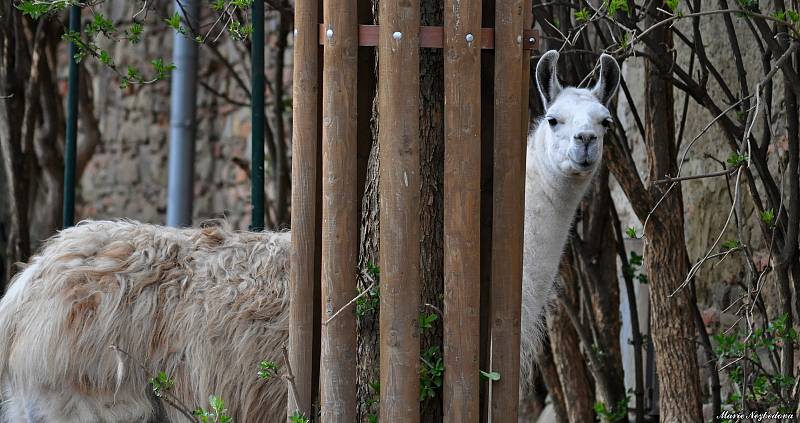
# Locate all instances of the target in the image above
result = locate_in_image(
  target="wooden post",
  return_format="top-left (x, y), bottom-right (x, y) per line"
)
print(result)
top-left (443, 0), bottom-right (482, 420)
top-left (289, 0), bottom-right (319, 417)
top-left (377, 1), bottom-right (421, 421)
top-left (320, 0), bottom-right (358, 420)
top-left (489, 0), bottom-right (526, 421)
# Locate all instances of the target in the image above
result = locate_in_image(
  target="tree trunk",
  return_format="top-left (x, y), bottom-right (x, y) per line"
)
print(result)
top-left (577, 168), bottom-right (626, 418)
top-left (547, 247), bottom-right (595, 423)
top-left (534, 340), bottom-right (569, 423)
top-left (643, 2), bottom-right (703, 420)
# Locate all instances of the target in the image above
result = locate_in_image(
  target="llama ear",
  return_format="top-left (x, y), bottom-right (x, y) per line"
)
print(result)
top-left (536, 50), bottom-right (562, 108)
top-left (590, 53), bottom-right (621, 106)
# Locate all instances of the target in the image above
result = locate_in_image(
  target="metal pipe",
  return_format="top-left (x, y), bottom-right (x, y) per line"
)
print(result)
top-left (250, 0), bottom-right (266, 232)
top-left (63, 5), bottom-right (80, 228)
top-left (166, 0), bottom-right (200, 227)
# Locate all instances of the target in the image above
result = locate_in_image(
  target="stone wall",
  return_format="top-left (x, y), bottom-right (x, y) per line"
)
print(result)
top-left (76, 2), bottom-right (288, 231)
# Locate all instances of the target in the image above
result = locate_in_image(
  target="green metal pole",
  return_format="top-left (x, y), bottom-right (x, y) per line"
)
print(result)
top-left (250, 0), bottom-right (265, 231)
top-left (63, 5), bottom-right (80, 228)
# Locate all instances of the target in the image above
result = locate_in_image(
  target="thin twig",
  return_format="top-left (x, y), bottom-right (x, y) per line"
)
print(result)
top-left (323, 273), bottom-right (376, 326)
top-left (281, 344), bottom-right (302, 413)
top-left (653, 167), bottom-right (737, 185)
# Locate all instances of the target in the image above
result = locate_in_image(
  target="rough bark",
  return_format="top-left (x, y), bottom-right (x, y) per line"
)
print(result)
top-left (534, 339), bottom-right (569, 423)
top-left (643, 2), bottom-right (704, 420)
top-left (576, 168), bottom-right (626, 417)
top-left (547, 247), bottom-right (595, 423)
top-left (355, 139), bottom-right (381, 422)
top-left (418, 1), bottom-right (445, 417)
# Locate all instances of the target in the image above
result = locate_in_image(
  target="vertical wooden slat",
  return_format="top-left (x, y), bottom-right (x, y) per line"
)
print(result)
top-left (443, 0), bottom-right (482, 421)
top-left (289, 0), bottom-right (319, 417)
top-left (377, 1), bottom-right (421, 421)
top-left (320, 0), bottom-right (358, 419)
top-left (489, 0), bottom-right (526, 420)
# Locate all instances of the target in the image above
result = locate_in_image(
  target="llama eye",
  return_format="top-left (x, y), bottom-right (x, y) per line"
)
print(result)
top-left (601, 118), bottom-right (612, 128)
top-left (547, 117), bottom-right (558, 127)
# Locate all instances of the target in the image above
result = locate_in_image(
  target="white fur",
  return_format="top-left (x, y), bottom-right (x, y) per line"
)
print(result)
top-left (0, 221), bottom-right (290, 422)
top-left (520, 51), bottom-right (620, 380)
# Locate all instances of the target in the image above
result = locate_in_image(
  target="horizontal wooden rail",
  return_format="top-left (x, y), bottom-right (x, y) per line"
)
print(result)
top-left (319, 24), bottom-right (540, 50)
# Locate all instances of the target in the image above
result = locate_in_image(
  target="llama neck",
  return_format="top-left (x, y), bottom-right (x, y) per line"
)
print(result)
top-left (519, 122), bottom-right (595, 370)
top-left (525, 124), bottom-right (594, 253)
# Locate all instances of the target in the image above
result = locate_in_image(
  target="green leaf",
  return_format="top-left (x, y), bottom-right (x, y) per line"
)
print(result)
top-left (165, 12), bottom-right (185, 34)
top-left (594, 397), bottom-right (630, 420)
top-left (419, 312), bottom-right (438, 330)
top-left (726, 152), bottom-right (748, 167)
top-left (625, 227), bottom-right (637, 238)
top-left (151, 58), bottom-right (177, 80)
top-left (86, 13), bottom-right (116, 37)
top-left (98, 50), bottom-right (113, 66)
top-left (148, 371), bottom-right (175, 397)
top-left (367, 262), bottom-right (381, 278)
top-left (480, 370), bottom-right (501, 381)
top-left (760, 208), bottom-right (775, 226)
top-left (606, 0), bottom-right (630, 16)
top-left (127, 22), bottom-right (143, 44)
top-left (574, 8), bottom-right (590, 23)
top-left (666, 0), bottom-right (681, 12)
top-left (290, 411), bottom-right (311, 423)
top-left (720, 240), bottom-right (741, 251)
top-left (17, 1), bottom-right (57, 19)
top-left (258, 360), bottom-right (280, 380)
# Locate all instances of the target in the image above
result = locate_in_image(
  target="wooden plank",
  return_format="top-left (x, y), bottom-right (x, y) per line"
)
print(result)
top-left (320, 0), bottom-right (358, 419)
top-left (377, 1), bottom-right (421, 422)
top-left (319, 24), bottom-right (539, 50)
top-left (289, 0), bottom-right (319, 418)
top-left (443, 0), bottom-right (482, 420)
top-left (489, 0), bottom-right (526, 421)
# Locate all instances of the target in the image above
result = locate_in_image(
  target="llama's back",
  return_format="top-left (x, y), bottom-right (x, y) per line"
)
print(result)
top-left (0, 220), bottom-right (291, 422)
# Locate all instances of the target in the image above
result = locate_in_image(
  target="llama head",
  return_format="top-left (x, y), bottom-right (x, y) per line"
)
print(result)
top-left (535, 50), bottom-right (620, 177)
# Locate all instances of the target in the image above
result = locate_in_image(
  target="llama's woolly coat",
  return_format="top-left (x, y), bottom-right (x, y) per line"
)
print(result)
top-left (0, 221), bottom-right (291, 422)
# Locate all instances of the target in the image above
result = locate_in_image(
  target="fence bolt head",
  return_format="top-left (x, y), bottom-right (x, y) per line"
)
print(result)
top-left (393, 31), bottom-right (402, 40)
top-left (465, 32), bottom-right (474, 43)
top-left (528, 36), bottom-right (536, 44)
top-left (326, 28), bottom-right (334, 39)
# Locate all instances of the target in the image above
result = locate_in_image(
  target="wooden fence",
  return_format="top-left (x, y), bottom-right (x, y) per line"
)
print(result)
top-left (289, 0), bottom-right (537, 421)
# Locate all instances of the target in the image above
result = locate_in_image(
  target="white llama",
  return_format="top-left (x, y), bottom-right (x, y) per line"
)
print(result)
top-left (0, 50), bottom-right (619, 422)
top-left (0, 222), bottom-right (291, 422)
top-left (520, 50), bottom-right (620, 379)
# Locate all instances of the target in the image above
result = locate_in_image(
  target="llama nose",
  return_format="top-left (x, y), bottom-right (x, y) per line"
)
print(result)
top-left (574, 131), bottom-right (597, 145)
